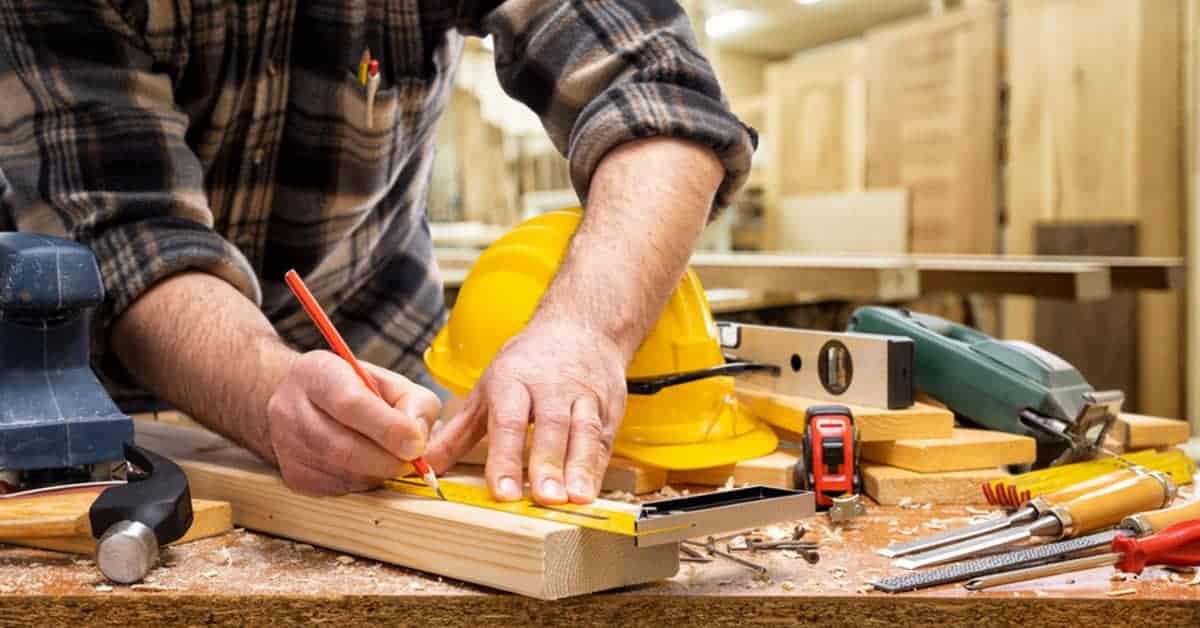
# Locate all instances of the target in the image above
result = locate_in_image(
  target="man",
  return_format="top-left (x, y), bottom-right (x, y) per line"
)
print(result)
top-left (0, 1), bottom-right (754, 506)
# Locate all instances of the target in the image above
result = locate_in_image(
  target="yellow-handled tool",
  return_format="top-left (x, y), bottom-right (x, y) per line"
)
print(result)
top-left (894, 469), bottom-right (1176, 570)
top-left (873, 498), bottom-right (1200, 593)
top-left (880, 468), bottom-right (1141, 558)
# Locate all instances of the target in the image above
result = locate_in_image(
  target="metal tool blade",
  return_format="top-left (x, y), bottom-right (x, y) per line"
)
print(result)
top-left (893, 525), bottom-right (1039, 570)
top-left (872, 529), bottom-right (1123, 593)
top-left (964, 552), bottom-right (1120, 591)
top-left (877, 509), bottom-right (1030, 558)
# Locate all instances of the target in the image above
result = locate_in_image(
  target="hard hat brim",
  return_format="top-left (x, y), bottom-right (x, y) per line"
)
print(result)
top-left (613, 419), bottom-right (779, 471)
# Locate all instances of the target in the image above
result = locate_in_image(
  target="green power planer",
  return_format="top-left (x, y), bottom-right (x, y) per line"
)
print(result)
top-left (846, 306), bottom-right (1122, 469)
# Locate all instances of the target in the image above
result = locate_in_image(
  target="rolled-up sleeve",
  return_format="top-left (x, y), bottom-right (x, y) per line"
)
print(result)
top-left (457, 0), bottom-right (757, 211)
top-left (0, 2), bottom-right (259, 372)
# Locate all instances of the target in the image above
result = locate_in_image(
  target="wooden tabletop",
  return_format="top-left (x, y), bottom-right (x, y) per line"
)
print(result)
top-left (3, 502), bottom-right (1198, 626)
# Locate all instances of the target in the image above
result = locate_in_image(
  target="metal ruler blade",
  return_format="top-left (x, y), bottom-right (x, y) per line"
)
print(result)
top-left (716, 322), bottom-right (914, 409)
top-left (872, 529), bottom-right (1124, 593)
top-left (383, 478), bottom-right (815, 548)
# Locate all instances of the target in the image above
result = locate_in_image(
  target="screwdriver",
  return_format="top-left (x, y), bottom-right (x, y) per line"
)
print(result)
top-left (894, 470), bottom-right (1175, 570)
top-left (965, 518), bottom-right (1200, 590)
top-left (880, 468), bottom-right (1141, 558)
top-left (283, 270), bottom-right (445, 500)
top-left (872, 498), bottom-right (1200, 593)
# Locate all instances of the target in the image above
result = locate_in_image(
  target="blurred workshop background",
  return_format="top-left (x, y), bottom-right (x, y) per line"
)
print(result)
top-left (426, 0), bottom-right (1198, 434)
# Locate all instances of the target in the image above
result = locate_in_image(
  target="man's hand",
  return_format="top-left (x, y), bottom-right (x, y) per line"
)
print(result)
top-left (426, 319), bottom-right (626, 505)
top-left (266, 352), bottom-right (442, 496)
top-left (425, 137), bottom-right (724, 506)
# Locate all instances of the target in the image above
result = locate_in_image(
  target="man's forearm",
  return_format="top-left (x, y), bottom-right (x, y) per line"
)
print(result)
top-left (111, 272), bottom-right (296, 463)
top-left (533, 137), bottom-right (724, 360)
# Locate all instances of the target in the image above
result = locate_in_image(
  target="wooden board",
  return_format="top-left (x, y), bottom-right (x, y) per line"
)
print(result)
top-left (866, 4), bottom-right (999, 255)
top-left (668, 448), bottom-right (802, 489)
top-left (8, 499), bottom-right (233, 555)
top-left (1005, 0), bottom-right (1183, 418)
top-left (736, 389), bottom-right (954, 442)
top-left (773, 189), bottom-right (909, 254)
top-left (764, 40), bottom-right (868, 250)
top-left (131, 421), bottom-right (678, 600)
top-left (688, 253), bottom-right (920, 301)
top-left (913, 257), bottom-right (1111, 300)
top-left (859, 428), bottom-right (1036, 473)
top-left (861, 463), bottom-right (1008, 505)
top-left (1108, 413), bottom-right (1192, 452)
top-left (1034, 223), bottom-right (1139, 408)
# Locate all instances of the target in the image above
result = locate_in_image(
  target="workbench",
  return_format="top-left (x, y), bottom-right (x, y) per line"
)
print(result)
top-left (4, 503), bottom-right (1197, 626)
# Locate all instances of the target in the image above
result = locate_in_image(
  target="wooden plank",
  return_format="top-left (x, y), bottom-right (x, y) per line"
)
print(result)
top-left (1108, 413), bottom-right (1192, 451)
top-left (914, 258), bottom-right (1111, 300)
top-left (866, 4), bottom-right (999, 254)
top-left (1188, 0), bottom-right (1200, 437)
top-left (861, 463), bottom-right (1008, 505)
top-left (736, 389), bottom-right (955, 442)
top-left (764, 41), bottom-right (868, 249)
top-left (132, 421), bottom-right (678, 600)
top-left (9, 499), bottom-right (233, 555)
top-left (773, 189), bottom-right (909, 254)
top-left (668, 449), bottom-right (801, 489)
top-left (689, 253), bottom-right (920, 300)
top-left (1006, 0), bottom-right (1183, 418)
top-left (859, 428), bottom-right (1037, 473)
top-left (1034, 223), bottom-right (1139, 408)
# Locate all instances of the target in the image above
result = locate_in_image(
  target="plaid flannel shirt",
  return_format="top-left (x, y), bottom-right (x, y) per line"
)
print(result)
top-left (0, 0), bottom-right (755, 400)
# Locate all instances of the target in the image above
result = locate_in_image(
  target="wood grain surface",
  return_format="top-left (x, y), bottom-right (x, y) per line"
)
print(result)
top-left (3, 499), bottom-right (1198, 626)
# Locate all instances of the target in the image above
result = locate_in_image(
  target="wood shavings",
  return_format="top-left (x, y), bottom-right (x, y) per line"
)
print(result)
top-left (897, 497), bottom-right (916, 509)
top-left (293, 543), bottom-right (314, 553)
top-left (921, 503), bottom-right (932, 510)
top-left (856, 584), bottom-right (873, 594)
top-left (780, 550), bottom-right (800, 559)
top-left (727, 536), bottom-right (748, 551)
top-left (220, 547), bottom-right (234, 566)
top-left (655, 485), bottom-right (682, 499)
top-left (923, 520), bottom-right (948, 530)
top-left (898, 527), bottom-right (919, 536)
top-left (336, 555), bottom-right (356, 565)
top-left (965, 506), bottom-right (993, 515)
top-left (93, 584), bottom-right (113, 593)
top-left (763, 526), bottom-right (792, 541)
top-left (1034, 590), bottom-right (1049, 597)
top-left (781, 580), bottom-right (795, 591)
top-left (752, 571), bottom-right (772, 584)
top-left (131, 584), bottom-right (174, 593)
top-left (1111, 572), bottom-right (1137, 582)
top-left (0, 585), bottom-right (13, 594)
top-left (722, 476), bottom-right (736, 491)
top-left (599, 490), bottom-right (638, 504)
top-left (717, 579), bottom-right (733, 586)
top-left (407, 581), bottom-right (426, 591)
top-left (202, 570), bottom-right (219, 579)
top-left (967, 516), bottom-right (998, 525)
top-left (1187, 573), bottom-right (1200, 586)
top-left (830, 567), bottom-right (848, 580)
top-left (1106, 588), bottom-right (1137, 597)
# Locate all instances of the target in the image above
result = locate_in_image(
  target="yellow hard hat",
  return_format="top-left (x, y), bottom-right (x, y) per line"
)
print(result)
top-left (424, 209), bottom-right (777, 470)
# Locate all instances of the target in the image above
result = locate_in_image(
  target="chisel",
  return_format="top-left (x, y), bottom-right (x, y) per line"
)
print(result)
top-left (893, 470), bottom-right (1175, 570)
top-left (872, 498), bottom-right (1200, 592)
top-left (878, 468), bottom-right (1140, 558)
top-left (964, 518), bottom-right (1200, 590)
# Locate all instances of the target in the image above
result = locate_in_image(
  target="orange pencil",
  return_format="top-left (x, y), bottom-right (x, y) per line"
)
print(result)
top-left (283, 269), bottom-right (445, 499)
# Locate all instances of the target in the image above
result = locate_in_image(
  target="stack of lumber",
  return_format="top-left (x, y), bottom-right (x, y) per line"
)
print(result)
top-left (654, 390), bottom-right (1193, 506)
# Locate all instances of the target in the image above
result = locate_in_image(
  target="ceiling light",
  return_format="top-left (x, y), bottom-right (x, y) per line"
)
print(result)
top-left (705, 9), bottom-right (756, 39)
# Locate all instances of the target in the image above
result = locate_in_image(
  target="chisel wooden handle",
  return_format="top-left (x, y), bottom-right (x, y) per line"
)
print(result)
top-left (1122, 498), bottom-right (1200, 534)
top-left (1029, 469), bottom-right (1139, 514)
top-left (1052, 471), bottom-right (1174, 536)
